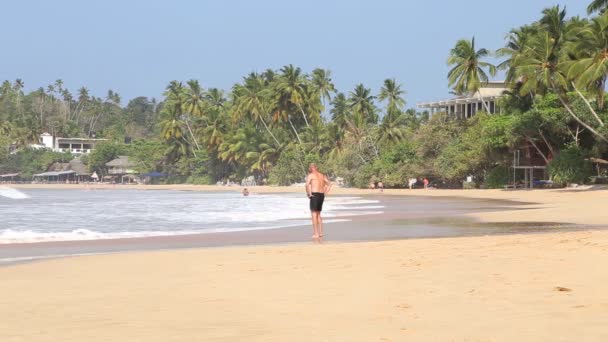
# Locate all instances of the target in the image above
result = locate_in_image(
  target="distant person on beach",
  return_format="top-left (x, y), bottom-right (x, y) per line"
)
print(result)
top-left (408, 178), bottom-right (417, 190)
top-left (306, 163), bottom-right (332, 239)
top-left (378, 181), bottom-right (384, 192)
top-left (242, 188), bottom-right (249, 196)
top-left (423, 178), bottom-right (429, 189)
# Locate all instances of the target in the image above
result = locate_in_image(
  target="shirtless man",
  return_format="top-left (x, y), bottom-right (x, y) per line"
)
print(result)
top-left (306, 163), bottom-right (332, 239)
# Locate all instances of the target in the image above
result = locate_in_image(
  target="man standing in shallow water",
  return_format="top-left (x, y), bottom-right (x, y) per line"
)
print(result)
top-left (306, 163), bottom-right (332, 239)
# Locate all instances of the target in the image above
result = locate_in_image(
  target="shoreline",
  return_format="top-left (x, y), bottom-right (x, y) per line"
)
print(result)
top-left (1, 191), bottom-right (569, 265)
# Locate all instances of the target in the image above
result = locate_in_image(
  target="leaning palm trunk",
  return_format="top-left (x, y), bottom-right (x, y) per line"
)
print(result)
top-left (476, 90), bottom-right (492, 113)
top-left (288, 118), bottom-right (303, 144)
top-left (571, 82), bottom-right (604, 127)
top-left (297, 104), bottom-right (310, 127)
top-left (526, 136), bottom-right (549, 164)
top-left (559, 96), bottom-right (608, 143)
top-left (551, 80), bottom-right (608, 143)
top-left (184, 118), bottom-right (200, 157)
top-left (260, 117), bottom-right (281, 148)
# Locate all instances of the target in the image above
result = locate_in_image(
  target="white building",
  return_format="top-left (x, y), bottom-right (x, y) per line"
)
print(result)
top-left (417, 81), bottom-right (507, 118)
top-left (34, 133), bottom-right (107, 154)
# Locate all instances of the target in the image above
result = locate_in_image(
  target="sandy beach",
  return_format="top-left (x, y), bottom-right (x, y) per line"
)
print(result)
top-left (1, 186), bottom-right (608, 341)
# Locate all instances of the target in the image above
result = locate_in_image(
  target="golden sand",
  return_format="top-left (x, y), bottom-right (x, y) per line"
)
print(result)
top-left (1, 186), bottom-right (607, 341)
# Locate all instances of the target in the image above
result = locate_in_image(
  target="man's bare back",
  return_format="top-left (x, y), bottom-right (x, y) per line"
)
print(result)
top-left (307, 171), bottom-right (330, 194)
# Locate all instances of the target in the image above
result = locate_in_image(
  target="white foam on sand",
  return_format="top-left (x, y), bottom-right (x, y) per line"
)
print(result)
top-left (0, 219), bottom-right (352, 244)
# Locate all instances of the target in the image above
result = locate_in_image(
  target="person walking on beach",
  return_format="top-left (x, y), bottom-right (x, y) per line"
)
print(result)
top-left (306, 163), bottom-right (332, 239)
top-left (423, 178), bottom-right (429, 189)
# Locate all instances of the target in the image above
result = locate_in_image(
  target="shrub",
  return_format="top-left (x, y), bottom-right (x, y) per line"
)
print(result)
top-left (548, 145), bottom-right (592, 186)
top-left (268, 148), bottom-right (306, 185)
top-left (485, 165), bottom-right (510, 189)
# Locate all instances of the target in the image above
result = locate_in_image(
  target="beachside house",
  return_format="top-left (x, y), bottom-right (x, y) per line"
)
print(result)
top-left (106, 156), bottom-right (139, 183)
top-left (0, 173), bottom-right (20, 183)
top-left (30, 132), bottom-right (108, 154)
top-left (32, 157), bottom-right (91, 183)
top-left (417, 81), bottom-right (506, 118)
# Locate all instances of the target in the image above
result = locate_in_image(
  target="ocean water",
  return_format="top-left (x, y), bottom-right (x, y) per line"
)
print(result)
top-left (0, 188), bottom-right (383, 244)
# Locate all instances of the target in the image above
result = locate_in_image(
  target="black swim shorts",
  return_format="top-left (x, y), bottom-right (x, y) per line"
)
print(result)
top-left (309, 192), bottom-right (325, 212)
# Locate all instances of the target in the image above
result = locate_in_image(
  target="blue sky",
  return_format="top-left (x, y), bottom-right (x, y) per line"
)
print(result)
top-left (1, 0), bottom-right (590, 109)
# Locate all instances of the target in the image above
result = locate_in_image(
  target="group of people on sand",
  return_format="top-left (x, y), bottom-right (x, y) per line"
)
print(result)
top-left (408, 177), bottom-right (430, 190)
top-left (370, 177), bottom-right (431, 191)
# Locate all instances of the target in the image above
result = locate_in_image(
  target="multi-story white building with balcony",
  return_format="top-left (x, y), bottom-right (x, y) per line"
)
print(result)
top-left (35, 133), bottom-right (107, 154)
top-left (417, 81), bottom-right (507, 118)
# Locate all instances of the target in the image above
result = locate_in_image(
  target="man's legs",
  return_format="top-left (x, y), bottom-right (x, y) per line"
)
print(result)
top-left (311, 211), bottom-right (320, 238)
top-left (318, 213), bottom-right (323, 237)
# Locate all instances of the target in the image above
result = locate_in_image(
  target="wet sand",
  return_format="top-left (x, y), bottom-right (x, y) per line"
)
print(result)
top-left (1, 186), bottom-right (607, 341)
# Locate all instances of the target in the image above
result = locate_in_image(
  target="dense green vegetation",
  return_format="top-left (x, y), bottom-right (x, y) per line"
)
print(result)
top-left (1, 2), bottom-right (608, 187)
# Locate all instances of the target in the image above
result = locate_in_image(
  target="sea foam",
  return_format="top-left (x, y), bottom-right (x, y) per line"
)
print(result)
top-left (0, 187), bottom-right (29, 199)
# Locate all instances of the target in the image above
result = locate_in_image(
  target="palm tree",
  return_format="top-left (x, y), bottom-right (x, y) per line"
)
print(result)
top-left (587, 0), bottom-right (608, 14)
top-left (311, 68), bottom-right (336, 106)
top-left (183, 79), bottom-right (205, 117)
top-left (201, 109), bottom-right (228, 149)
top-left (324, 122), bottom-right (346, 159)
top-left (159, 105), bottom-right (189, 160)
top-left (511, 32), bottom-right (566, 97)
top-left (497, 25), bottom-right (538, 84)
top-left (379, 109), bottom-right (407, 144)
top-left (330, 93), bottom-right (350, 128)
top-left (232, 75), bottom-right (281, 147)
top-left (511, 28), bottom-right (607, 142)
top-left (205, 88), bottom-right (226, 111)
top-left (13, 79), bottom-right (24, 117)
top-left (246, 142), bottom-right (280, 176)
top-left (447, 37), bottom-right (496, 112)
top-left (275, 64), bottom-right (311, 127)
top-left (164, 81), bottom-right (201, 154)
top-left (565, 14), bottom-right (608, 111)
top-left (348, 84), bottom-right (376, 125)
top-left (378, 78), bottom-right (406, 113)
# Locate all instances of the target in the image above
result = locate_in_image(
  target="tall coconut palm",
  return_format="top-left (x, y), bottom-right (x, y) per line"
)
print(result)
top-left (182, 80), bottom-right (206, 151)
top-left (539, 5), bottom-right (567, 43)
top-left (311, 68), bottom-right (336, 106)
top-left (511, 32), bottom-right (566, 97)
top-left (587, 0), bottom-right (608, 14)
top-left (164, 81), bottom-right (201, 154)
top-left (447, 37), bottom-right (496, 112)
top-left (378, 78), bottom-right (406, 113)
top-left (348, 84), bottom-right (376, 125)
top-left (201, 109), bottom-right (228, 149)
top-left (232, 75), bottom-right (281, 147)
top-left (497, 25), bottom-right (538, 84)
top-left (512, 31), bottom-right (607, 142)
top-left (565, 14), bottom-right (608, 111)
top-left (183, 79), bottom-right (205, 117)
top-left (13, 79), bottom-right (24, 118)
top-left (379, 109), bottom-right (407, 144)
top-left (274, 64), bottom-right (311, 127)
top-left (246, 142), bottom-right (280, 176)
top-left (205, 88), bottom-right (226, 111)
top-left (330, 93), bottom-right (350, 129)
